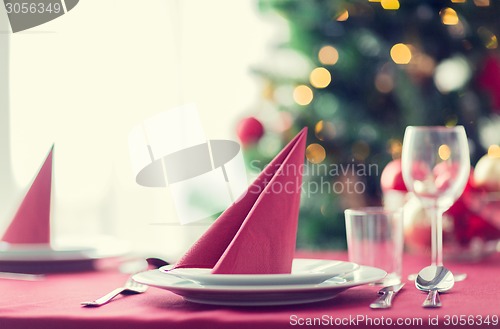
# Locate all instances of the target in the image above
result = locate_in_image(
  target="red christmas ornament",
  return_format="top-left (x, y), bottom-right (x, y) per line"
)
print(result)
top-left (446, 171), bottom-right (500, 246)
top-left (380, 159), bottom-right (407, 191)
top-left (477, 55), bottom-right (500, 113)
top-left (237, 117), bottom-right (264, 147)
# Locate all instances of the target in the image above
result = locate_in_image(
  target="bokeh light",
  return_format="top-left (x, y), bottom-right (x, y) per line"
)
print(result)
top-left (352, 141), bottom-right (370, 161)
top-left (381, 0), bottom-right (400, 10)
top-left (306, 143), bottom-right (326, 164)
top-left (388, 139), bottom-right (402, 159)
top-left (314, 94), bottom-right (340, 119)
top-left (390, 43), bottom-right (412, 64)
top-left (310, 67), bottom-right (332, 89)
top-left (318, 46), bottom-right (339, 65)
top-left (375, 72), bottom-right (394, 93)
top-left (262, 80), bottom-right (274, 101)
top-left (407, 50), bottom-right (436, 78)
top-left (440, 8), bottom-right (459, 25)
top-left (293, 85), bottom-right (314, 105)
top-left (478, 27), bottom-right (498, 49)
top-left (438, 144), bottom-right (451, 161)
top-left (314, 120), bottom-right (336, 141)
top-left (488, 145), bottom-right (500, 158)
top-left (473, 0), bottom-right (490, 7)
top-left (336, 10), bottom-right (349, 21)
top-left (434, 56), bottom-right (471, 93)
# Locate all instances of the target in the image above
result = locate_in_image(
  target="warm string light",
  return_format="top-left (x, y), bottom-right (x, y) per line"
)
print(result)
top-left (318, 46), bottom-right (339, 65)
top-left (315, 120), bottom-right (325, 139)
top-left (306, 143), bottom-right (326, 163)
top-left (336, 10), bottom-right (349, 21)
top-left (314, 120), bottom-right (336, 141)
top-left (473, 0), bottom-right (490, 7)
top-left (388, 139), bottom-right (402, 159)
top-left (478, 27), bottom-right (498, 49)
top-left (293, 85), bottom-right (314, 106)
top-left (381, 0), bottom-right (400, 10)
top-left (440, 8), bottom-right (459, 25)
top-left (488, 145), bottom-right (500, 158)
top-left (262, 80), bottom-right (275, 101)
top-left (316, 0), bottom-right (494, 157)
top-left (310, 67), bottom-right (332, 89)
top-left (390, 43), bottom-right (412, 64)
top-left (438, 144), bottom-right (452, 161)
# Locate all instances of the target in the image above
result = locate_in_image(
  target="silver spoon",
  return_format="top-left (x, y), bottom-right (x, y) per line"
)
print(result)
top-left (146, 257), bottom-right (170, 269)
top-left (408, 272), bottom-right (466, 282)
top-left (415, 265), bottom-right (454, 308)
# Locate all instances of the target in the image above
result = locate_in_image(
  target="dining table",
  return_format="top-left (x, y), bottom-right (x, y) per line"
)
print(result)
top-left (0, 250), bottom-right (499, 329)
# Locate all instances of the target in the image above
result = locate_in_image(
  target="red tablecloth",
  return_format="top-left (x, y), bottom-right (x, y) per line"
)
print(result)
top-left (0, 252), bottom-right (499, 329)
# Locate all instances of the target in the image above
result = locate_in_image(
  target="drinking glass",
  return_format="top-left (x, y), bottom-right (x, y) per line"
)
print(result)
top-left (345, 207), bottom-right (403, 285)
top-left (401, 126), bottom-right (470, 266)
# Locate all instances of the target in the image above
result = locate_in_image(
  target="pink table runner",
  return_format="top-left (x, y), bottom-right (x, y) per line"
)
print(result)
top-left (1, 251), bottom-right (499, 329)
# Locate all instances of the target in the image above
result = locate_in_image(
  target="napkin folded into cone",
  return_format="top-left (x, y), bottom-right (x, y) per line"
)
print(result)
top-left (174, 128), bottom-right (307, 274)
top-left (1, 146), bottom-right (53, 244)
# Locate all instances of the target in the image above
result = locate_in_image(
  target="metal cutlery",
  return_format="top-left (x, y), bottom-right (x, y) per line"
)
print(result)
top-left (81, 276), bottom-right (148, 307)
top-left (81, 257), bottom-right (169, 307)
top-left (415, 265), bottom-right (454, 308)
top-left (369, 283), bottom-right (405, 309)
top-left (408, 272), bottom-right (466, 282)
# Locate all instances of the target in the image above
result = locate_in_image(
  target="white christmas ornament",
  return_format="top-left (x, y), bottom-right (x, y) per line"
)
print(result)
top-left (473, 154), bottom-right (500, 191)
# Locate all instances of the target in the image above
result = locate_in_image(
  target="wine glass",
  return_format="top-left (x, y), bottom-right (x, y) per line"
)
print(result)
top-left (402, 126), bottom-right (470, 267)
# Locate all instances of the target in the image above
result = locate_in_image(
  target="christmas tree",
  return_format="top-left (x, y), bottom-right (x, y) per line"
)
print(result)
top-left (238, 0), bottom-right (500, 249)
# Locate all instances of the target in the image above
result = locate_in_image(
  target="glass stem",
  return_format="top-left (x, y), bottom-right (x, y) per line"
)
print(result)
top-left (428, 201), bottom-right (443, 266)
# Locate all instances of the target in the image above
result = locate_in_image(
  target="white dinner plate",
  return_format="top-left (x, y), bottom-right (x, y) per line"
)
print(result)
top-left (0, 237), bottom-right (129, 272)
top-left (0, 243), bottom-right (96, 261)
top-left (161, 258), bottom-right (359, 286)
top-left (133, 265), bottom-right (386, 306)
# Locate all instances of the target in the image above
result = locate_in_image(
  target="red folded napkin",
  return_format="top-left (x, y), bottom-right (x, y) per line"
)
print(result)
top-left (1, 146), bottom-right (53, 245)
top-left (174, 128), bottom-right (307, 274)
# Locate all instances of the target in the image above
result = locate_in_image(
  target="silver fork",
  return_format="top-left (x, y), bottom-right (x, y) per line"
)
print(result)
top-left (81, 276), bottom-right (148, 307)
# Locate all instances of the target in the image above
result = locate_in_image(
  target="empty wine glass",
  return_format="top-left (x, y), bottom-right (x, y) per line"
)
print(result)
top-left (402, 126), bottom-right (470, 266)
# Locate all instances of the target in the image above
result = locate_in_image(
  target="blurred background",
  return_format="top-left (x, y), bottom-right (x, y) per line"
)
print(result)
top-left (1, 0), bottom-right (500, 258)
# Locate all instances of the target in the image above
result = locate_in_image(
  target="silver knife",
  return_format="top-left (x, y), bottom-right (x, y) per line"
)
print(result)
top-left (369, 283), bottom-right (405, 309)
